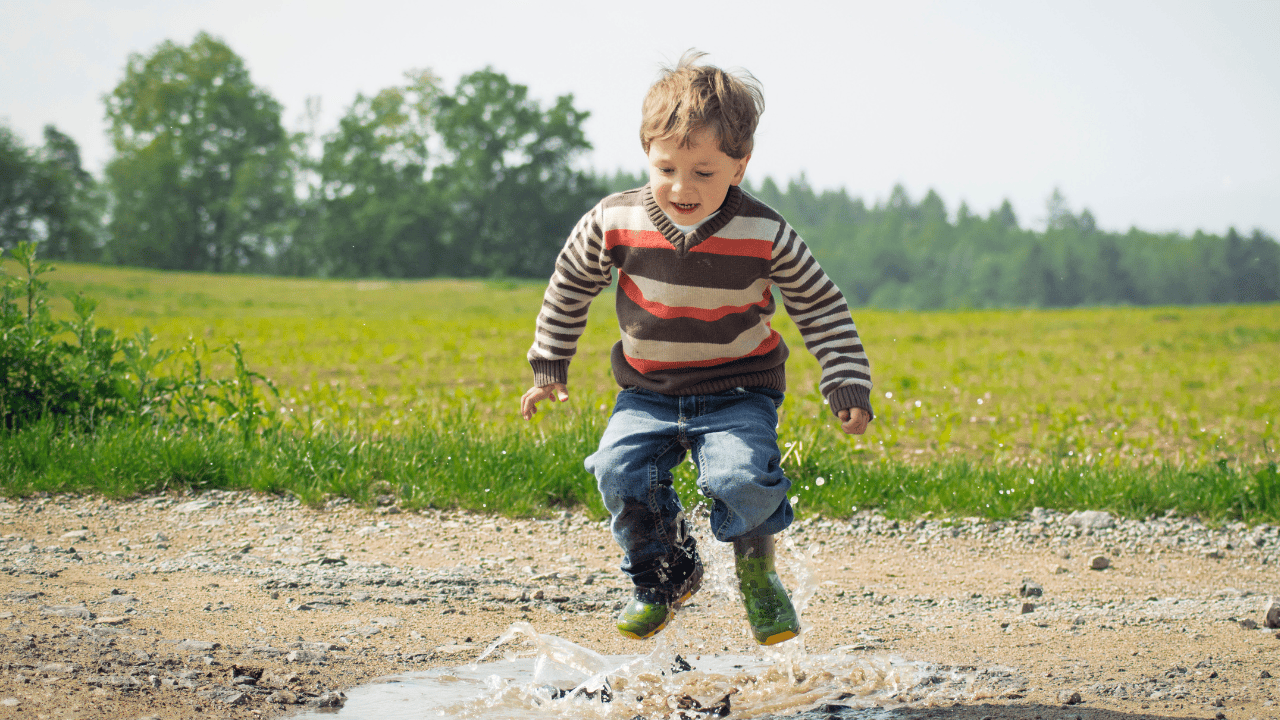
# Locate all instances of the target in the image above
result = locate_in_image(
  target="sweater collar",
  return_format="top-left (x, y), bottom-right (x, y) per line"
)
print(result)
top-left (642, 184), bottom-right (743, 254)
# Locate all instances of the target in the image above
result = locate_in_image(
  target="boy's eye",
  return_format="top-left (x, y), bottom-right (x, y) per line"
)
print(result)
top-left (696, 172), bottom-right (714, 178)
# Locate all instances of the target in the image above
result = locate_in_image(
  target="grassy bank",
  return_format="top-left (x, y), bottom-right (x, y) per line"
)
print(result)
top-left (3, 260), bottom-right (1278, 522)
top-left (3, 412), bottom-right (1277, 524)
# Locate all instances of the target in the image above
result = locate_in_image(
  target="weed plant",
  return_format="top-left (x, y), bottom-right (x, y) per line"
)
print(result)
top-left (2, 253), bottom-right (1278, 524)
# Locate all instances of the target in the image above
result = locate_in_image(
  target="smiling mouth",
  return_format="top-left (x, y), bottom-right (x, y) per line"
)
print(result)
top-left (673, 202), bottom-right (699, 214)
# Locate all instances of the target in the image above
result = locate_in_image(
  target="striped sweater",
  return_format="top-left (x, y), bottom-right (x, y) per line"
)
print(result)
top-left (527, 184), bottom-right (873, 417)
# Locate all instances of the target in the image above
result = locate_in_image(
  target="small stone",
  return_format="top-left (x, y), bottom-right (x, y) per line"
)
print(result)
top-left (285, 649), bottom-right (326, 664)
top-left (1264, 599), bottom-right (1280, 629)
top-left (177, 640), bottom-right (220, 652)
top-left (1241, 618), bottom-right (1259, 630)
top-left (1019, 580), bottom-right (1043, 598)
top-left (1058, 689), bottom-right (1083, 705)
top-left (1021, 602), bottom-right (1036, 614)
top-left (1263, 669), bottom-right (1273, 679)
top-left (40, 605), bottom-right (93, 620)
top-left (1066, 510), bottom-right (1114, 529)
top-left (1089, 556), bottom-right (1111, 570)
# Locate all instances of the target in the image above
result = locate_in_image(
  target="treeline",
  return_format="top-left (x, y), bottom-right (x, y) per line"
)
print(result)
top-left (3, 32), bottom-right (603, 279)
top-left (3, 32), bottom-right (1278, 308)
top-left (752, 179), bottom-right (1280, 308)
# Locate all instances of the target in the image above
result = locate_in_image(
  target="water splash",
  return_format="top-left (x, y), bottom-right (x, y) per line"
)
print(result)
top-left (293, 525), bottom-right (1025, 719)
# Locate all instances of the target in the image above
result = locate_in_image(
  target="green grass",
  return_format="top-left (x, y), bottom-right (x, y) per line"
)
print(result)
top-left (3, 260), bottom-right (1279, 523)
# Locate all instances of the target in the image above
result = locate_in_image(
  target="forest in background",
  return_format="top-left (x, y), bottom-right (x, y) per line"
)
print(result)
top-left (3, 31), bottom-right (1278, 309)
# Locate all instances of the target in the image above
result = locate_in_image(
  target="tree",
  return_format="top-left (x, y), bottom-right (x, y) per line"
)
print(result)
top-left (430, 69), bottom-right (602, 277)
top-left (310, 71), bottom-right (441, 277)
top-left (103, 32), bottom-right (294, 272)
top-left (0, 124), bottom-right (38, 251)
top-left (0, 123), bottom-right (105, 260)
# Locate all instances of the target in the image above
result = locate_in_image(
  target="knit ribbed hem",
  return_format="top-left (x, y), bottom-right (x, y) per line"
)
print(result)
top-left (530, 359), bottom-right (569, 389)
top-left (676, 368), bottom-right (786, 396)
top-left (826, 383), bottom-right (874, 420)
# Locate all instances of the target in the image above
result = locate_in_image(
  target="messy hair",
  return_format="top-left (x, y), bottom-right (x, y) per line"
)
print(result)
top-left (640, 49), bottom-right (764, 160)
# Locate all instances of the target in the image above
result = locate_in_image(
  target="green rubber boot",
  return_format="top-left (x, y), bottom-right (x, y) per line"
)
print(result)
top-left (734, 536), bottom-right (800, 645)
top-left (616, 563), bottom-right (703, 640)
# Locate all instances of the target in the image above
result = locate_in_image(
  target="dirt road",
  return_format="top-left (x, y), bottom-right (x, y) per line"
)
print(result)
top-left (2, 491), bottom-right (1278, 719)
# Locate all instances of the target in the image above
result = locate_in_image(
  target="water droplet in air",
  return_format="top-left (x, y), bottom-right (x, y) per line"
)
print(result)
top-left (815, 477), bottom-right (825, 486)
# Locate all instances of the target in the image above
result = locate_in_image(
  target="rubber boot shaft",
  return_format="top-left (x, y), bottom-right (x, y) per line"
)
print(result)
top-left (733, 535), bottom-right (800, 645)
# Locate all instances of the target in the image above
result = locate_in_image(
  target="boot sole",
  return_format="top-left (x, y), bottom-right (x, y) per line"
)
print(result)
top-left (757, 627), bottom-right (799, 645)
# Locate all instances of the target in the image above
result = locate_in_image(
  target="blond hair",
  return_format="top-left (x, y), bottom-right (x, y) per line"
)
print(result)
top-left (640, 50), bottom-right (764, 160)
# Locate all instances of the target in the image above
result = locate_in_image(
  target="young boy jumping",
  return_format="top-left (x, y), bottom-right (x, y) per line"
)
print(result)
top-left (520, 51), bottom-right (873, 646)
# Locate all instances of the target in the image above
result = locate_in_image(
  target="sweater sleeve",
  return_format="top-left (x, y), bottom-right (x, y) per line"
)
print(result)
top-left (769, 223), bottom-right (874, 419)
top-left (526, 200), bottom-right (615, 387)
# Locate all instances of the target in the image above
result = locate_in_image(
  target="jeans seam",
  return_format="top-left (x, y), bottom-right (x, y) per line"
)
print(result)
top-left (647, 436), bottom-right (684, 553)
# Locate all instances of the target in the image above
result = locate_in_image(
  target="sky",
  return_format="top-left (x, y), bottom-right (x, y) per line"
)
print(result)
top-left (2, 0), bottom-right (1277, 237)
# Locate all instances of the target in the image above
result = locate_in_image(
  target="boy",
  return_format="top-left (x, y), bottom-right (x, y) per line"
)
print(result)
top-left (520, 51), bottom-right (873, 646)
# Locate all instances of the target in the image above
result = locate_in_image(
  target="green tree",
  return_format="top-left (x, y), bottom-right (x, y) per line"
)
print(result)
top-left (308, 71), bottom-right (441, 277)
top-left (103, 32), bottom-right (294, 272)
top-left (32, 126), bottom-right (107, 261)
top-left (0, 124), bottom-right (39, 251)
top-left (0, 124), bottom-right (105, 259)
top-left (431, 69), bottom-right (602, 277)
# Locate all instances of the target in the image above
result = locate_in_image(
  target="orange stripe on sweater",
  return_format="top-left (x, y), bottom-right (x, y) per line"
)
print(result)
top-left (690, 234), bottom-right (773, 259)
top-left (604, 229), bottom-right (671, 250)
top-left (623, 331), bottom-right (782, 374)
top-left (619, 275), bottom-right (771, 322)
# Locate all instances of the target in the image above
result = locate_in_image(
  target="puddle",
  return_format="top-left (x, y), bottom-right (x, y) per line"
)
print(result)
top-left (292, 623), bottom-right (1019, 719)
top-left (292, 522), bottom-right (1024, 719)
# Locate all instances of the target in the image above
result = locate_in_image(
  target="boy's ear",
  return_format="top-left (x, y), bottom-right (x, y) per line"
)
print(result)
top-left (730, 154), bottom-right (751, 186)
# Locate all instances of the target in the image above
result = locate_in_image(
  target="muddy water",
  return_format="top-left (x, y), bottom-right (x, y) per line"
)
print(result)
top-left (294, 532), bottom-right (1022, 719)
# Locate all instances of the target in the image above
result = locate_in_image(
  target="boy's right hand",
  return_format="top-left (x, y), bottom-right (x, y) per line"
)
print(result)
top-left (520, 383), bottom-right (569, 421)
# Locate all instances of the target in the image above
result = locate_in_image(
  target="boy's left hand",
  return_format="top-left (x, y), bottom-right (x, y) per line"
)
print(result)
top-left (837, 408), bottom-right (870, 435)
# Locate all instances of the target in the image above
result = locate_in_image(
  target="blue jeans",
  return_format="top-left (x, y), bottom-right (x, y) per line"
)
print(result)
top-left (585, 386), bottom-right (793, 588)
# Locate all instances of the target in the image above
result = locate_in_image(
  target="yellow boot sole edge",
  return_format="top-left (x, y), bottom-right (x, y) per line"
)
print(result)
top-left (758, 629), bottom-right (799, 646)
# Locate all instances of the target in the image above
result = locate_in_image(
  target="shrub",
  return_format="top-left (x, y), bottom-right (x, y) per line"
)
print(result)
top-left (1, 241), bottom-right (282, 438)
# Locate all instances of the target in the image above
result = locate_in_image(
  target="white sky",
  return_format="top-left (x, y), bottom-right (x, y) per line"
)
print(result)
top-left (2, 0), bottom-right (1277, 236)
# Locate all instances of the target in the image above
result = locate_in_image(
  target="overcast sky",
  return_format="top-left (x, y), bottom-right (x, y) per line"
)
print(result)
top-left (2, 0), bottom-right (1277, 237)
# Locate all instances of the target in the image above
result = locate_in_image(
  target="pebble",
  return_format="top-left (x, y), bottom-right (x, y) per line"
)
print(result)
top-left (1089, 555), bottom-right (1111, 570)
top-left (1265, 598), bottom-right (1280, 629)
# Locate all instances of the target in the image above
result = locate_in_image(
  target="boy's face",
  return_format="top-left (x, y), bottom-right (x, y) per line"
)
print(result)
top-left (646, 128), bottom-right (750, 226)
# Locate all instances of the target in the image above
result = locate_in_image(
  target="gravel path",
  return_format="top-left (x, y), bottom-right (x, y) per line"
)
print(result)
top-left (2, 491), bottom-right (1279, 719)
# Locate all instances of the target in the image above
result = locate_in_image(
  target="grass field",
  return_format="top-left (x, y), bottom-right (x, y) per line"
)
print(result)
top-left (5, 260), bottom-right (1279, 523)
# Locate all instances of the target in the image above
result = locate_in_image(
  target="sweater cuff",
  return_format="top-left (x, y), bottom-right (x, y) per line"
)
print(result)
top-left (826, 384), bottom-right (874, 421)
top-left (530, 359), bottom-right (569, 388)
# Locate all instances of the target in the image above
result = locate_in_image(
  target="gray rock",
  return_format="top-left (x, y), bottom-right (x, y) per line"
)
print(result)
top-left (1067, 510), bottom-right (1115, 529)
top-left (1090, 555), bottom-right (1111, 570)
top-left (1058, 689), bottom-right (1083, 704)
top-left (1019, 580), bottom-right (1043, 597)
top-left (306, 691), bottom-right (346, 708)
top-left (198, 687), bottom-right (246, 705)
top-left (177, 640), bottom-right (220, 652)
top-left (40, 605), bottom-right (93, 619)
top-left (286, 649), bottom-right (327, 664)
top-left (1265, 598), bottom-right (1280, 629)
